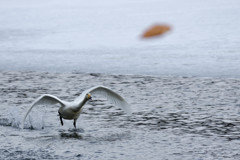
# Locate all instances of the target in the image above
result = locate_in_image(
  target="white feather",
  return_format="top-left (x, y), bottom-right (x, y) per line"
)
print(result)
top-left (75, 85), bottom-right (131, 114)
top-left (21, 94), bottom-right (66, 128)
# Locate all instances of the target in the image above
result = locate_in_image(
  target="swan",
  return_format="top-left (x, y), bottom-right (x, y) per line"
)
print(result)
top-left (21, 85), bottom-right (131, 129)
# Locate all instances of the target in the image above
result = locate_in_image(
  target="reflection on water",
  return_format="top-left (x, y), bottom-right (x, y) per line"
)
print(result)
top-left (60, 132), bottom-right (83, 139)
top-left (59, 128), bottom-right (84, 139)
top-left (0, 72), bottom-right (240, 159)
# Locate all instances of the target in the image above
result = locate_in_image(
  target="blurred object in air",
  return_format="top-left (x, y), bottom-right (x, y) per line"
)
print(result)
top-left (142, 24), bottom-right (171, 38)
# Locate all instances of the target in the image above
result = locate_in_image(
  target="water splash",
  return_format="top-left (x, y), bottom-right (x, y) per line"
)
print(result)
top-left (22, 107), bottom-right (47, 130)
top-left (4, 106), bottom-right (22, 128)
top-left (0, 106), bottom-right (46, 129)
top-left (26, 112), bottom-right (45, 130)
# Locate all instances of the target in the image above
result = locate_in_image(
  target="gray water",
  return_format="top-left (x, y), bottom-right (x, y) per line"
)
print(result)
top-left (1, 0), bottom-right (240, 159)
top-left (1, 72), bottom-right (240, 159)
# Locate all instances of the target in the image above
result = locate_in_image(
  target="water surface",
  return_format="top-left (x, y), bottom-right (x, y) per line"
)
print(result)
top-left (1, 72), bottom-right (240, 159)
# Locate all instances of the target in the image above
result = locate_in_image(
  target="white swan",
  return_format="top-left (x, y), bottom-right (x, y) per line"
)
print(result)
top-left (21, 85), bottom-right (131, 129)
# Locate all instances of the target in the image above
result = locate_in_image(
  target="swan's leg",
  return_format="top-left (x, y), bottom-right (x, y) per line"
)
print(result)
top-left (58, 112), bottom-right (64, 126)
top-left (73, 119), bottom-right (77, 128)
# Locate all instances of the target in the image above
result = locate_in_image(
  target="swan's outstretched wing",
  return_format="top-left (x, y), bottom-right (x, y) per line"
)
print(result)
top-left (75, 85), bottom-right (131, 114)
top-left (21, 94), bottom-right (65, 129)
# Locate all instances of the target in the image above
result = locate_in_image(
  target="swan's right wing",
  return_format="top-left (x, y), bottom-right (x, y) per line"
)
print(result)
top-left (21, 94), bottom-right (65, 129)
top-left (75, 85), bottom-right (132, 115)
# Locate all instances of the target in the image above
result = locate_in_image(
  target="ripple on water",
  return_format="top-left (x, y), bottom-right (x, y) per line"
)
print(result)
top-left (1, 72), bottom-right (240, 159)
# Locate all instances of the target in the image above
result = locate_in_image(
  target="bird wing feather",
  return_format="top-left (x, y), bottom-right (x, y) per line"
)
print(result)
top-left (74, 85), bottom-right (131, 114)
top-left (21, 94), bottom-right (65, 129)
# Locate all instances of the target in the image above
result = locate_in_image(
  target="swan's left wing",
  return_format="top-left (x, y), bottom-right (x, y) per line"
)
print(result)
top-left (21, 94), bottom-right (66, 129)
top-left (75, 85), bottom-right (131, 114)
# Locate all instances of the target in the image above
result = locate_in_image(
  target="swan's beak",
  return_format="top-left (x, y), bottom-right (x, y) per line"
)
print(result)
top-left (87, 93), bottom-right (92, 100)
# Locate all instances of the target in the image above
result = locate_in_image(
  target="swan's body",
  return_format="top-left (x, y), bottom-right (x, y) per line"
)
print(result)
top-left (21, 85), bottom-right (131, 129)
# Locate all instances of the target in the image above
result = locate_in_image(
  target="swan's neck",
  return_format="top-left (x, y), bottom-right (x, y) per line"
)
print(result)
top-left (76, 97), bottom-right (89, 111)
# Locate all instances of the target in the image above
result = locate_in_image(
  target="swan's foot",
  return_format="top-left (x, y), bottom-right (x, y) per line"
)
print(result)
top-left (73, 120), bottom-right (76, 128)
top-left (58, 112), bottom-right (64, 126)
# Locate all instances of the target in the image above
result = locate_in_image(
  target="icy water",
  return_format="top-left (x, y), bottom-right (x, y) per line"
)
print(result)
top-left (1, 72), bottom-right (240, 159)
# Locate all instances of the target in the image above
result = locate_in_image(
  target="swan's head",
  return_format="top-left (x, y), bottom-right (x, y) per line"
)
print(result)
top-left (86, 93), bottom-right (92, 100)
